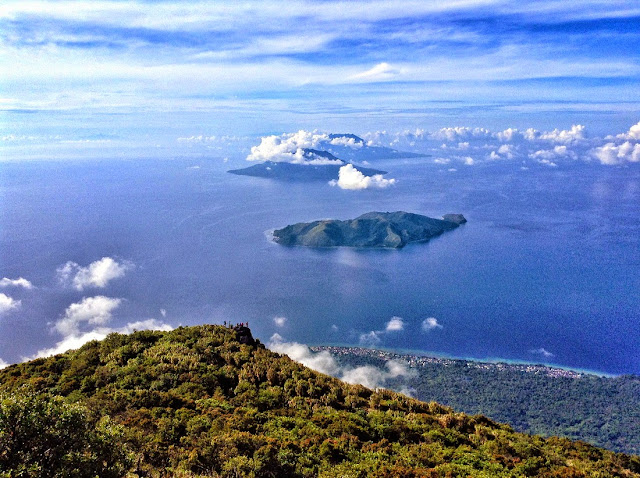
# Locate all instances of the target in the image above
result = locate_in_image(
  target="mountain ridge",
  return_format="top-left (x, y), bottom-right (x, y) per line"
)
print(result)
top-left (1, 324), bottom-right (638, 477)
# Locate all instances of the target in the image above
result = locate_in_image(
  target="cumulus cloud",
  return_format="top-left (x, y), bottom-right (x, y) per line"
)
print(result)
top-left (54, 296), bottom-right (123, 336)
top-left (27, 295), bottom-right (172, 360)
top-left (530, 347), bottom-right (554, 358)
top-left (273, 316), bottom-right (287, 327)
top-left (0, 277), bottom-right (33, 289)
top-left (30, 319), bottom-right (173, 360)
top-left (422, 317), bottom-right (443, 331)
top-left (329, 164), bottom-right (396, 190)
top-left (538, 124), bottom-right (586, 144)
top-left (268, 334), bottom-right (415, 391)
top-left (57, 257), bottom-right (132, 290)
top-left (0, 358), bottom-right (9, 370)
top-left (362, 122), bottom-right (636, 167)
top-left (615, 121), bottom-right (640, 141)
top-left (385, 316), bottom-right (404, 331)
top-left (0, 293), bottom-right (21, 314)
top-left (246, 130), bottom-right (343, 164)
top-left (592, 141), bottom-right (640, 165)
top-left (359, 330), bottom-right (382, 346)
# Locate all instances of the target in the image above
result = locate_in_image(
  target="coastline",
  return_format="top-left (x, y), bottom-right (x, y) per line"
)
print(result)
top-left (309, 344), bottom-right (621, 378)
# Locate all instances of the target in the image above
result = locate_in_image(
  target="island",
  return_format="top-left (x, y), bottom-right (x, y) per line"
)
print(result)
top-left (228, 160), bottom-right (387, 182)
top-left (272, 211), bottom-right (466, 248)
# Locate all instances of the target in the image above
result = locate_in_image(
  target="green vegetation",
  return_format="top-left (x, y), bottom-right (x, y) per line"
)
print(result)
top-left (273, 211), bottom-right (465, 248)
top-left (318, 348), bottom-right (640, 455)
top-left (1, 325), bottom-right (639, 477)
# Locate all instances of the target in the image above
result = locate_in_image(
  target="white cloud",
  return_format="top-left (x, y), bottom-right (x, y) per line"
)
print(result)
top-left (0, 358), bottom-right (10, 369)
top-left (268, 334), bottom-right (415, 390)
top-left (348, 62), bottom-right (401, 82)
top-left (269, 333), bottom-right (341, 376)
top-left (422, 317), bottom-right (443, 331)
top-left (273, 316), bottom-right (287, 327)
top-left (359, 330), bottom-right (382, 346)
top-left (592, 141), bottom-right (640, 165)
top-left (54, 296), bottom-right (122, 336)
top-left (615, 121), bottom-right (640, 140)
top-left (0, 277), bottom-right (33, 289)
top-left (539, 124), bottom-right (586, 144)
top-left (29, 319), bottom-right (173, 360)
top-left (530, 347), bottom-right (554, 358)
top-left (0, 293), bottom-right (21, 314)
top-left (246, 130), bottom-right (343, 164)
top-left (160, 308), bottom-right (167, 317)
top-left (328, 136), bottom-right (363, 148)
top-left (385, 316), bottom-right (404, 331)
top-left (329, 164), bottom-right (395, 190)
top-left (57, 257), bottom-right (132, 290)
top-left (431, 126), bottom-right (492, 142)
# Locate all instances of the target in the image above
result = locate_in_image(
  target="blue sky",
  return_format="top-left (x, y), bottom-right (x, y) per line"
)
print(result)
top-left (1, 0), bottom-right (640, 157)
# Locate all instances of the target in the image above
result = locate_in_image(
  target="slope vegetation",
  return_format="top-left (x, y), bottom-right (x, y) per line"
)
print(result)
top-left (1, 325), bottom-right (638, 477)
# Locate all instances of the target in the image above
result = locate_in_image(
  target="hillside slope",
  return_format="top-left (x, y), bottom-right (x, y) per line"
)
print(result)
top-left (1, 325), bottom-right (639, 477)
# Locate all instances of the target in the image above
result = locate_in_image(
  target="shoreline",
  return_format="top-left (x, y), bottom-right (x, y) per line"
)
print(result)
top-left (309, 344), bottom-right (622, 378)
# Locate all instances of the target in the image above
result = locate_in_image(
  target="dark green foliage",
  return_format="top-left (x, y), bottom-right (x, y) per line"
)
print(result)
top-left (326, 349), bottom-right (640, 454)
top-left (0, 392), bottom-right (129, 477)
top-left (0, 325), bottom-right (638, 477)
top-left (273, 211), bottom-right (464, 248)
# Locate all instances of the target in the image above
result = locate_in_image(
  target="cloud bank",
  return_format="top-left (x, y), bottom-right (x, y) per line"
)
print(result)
top-left (269, 333), bottom-right (415, 391)
top-left (329, 164), bottom-right (396, 190)
top-left (363, 121), bottom-right (640, 167)
top-left (57, 257), bottom-right (133, 290)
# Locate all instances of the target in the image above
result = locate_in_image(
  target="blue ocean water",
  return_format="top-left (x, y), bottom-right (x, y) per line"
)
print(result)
top-left (0, 157), bottom-right (638, 374)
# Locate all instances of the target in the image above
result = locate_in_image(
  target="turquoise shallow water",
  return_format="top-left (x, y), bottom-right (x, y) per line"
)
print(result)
top-left (0, 158), bottom-right (638, 374)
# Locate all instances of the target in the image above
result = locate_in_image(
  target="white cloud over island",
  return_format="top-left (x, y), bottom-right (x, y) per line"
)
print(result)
top-left (329, 164), bottom-right (396, 190)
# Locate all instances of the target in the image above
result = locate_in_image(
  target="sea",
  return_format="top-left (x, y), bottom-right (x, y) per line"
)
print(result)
top-left (1, 155), bottom-right (639, 375)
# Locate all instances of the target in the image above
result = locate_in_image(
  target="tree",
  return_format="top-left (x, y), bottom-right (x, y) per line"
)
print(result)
top-left (0, 392), bottom-right (129, 478)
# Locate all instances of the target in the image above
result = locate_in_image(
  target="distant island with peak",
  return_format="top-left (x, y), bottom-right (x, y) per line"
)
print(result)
top-left (273, 211), bottom-right (466, 248)
top-left (228, 159), bottom-right (387, 182)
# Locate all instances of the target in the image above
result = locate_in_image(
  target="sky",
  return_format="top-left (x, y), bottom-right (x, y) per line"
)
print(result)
top-left (1, 0), bottom-right (640, 157)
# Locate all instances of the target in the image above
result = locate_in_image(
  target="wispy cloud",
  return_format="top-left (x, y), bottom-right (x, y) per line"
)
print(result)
top-left (2, 0), bottom-right (639, 124)
top-left (530, 347), bottom-right (555, 358)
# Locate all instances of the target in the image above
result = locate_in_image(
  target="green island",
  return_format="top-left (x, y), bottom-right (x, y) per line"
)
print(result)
top-left (1, 325), bottom-right (639, 477)
top-left (273, 212), bottom-right (467, 248)
top-left (311, 346), bottom-right (640, 456)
